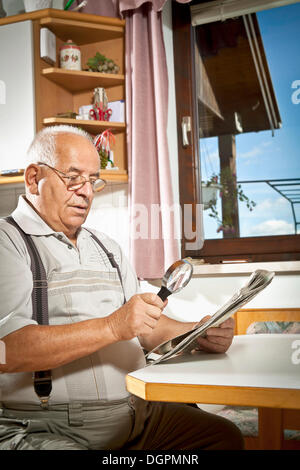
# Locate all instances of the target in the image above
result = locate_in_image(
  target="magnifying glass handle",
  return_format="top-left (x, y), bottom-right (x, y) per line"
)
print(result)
top-left (157, 286), bottom-right (172, 301)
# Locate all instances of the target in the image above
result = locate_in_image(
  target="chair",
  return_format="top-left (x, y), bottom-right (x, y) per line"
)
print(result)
top-left (220, 308), bottom-right (300, 450)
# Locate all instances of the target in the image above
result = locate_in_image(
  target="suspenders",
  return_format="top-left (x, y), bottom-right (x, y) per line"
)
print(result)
top-left (5, 216), bottom-right (126, 408)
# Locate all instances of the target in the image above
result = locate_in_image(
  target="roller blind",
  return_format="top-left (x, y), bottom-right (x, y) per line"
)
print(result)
top-left (191, 0), bottom-right (300, 26)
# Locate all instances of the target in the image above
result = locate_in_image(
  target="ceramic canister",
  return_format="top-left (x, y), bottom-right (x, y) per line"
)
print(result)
top-left (60, 39), bottom-right (81, 71)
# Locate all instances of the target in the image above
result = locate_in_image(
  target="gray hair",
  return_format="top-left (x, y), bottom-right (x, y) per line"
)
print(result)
top-left (26, 125), bottom-right (93, 167)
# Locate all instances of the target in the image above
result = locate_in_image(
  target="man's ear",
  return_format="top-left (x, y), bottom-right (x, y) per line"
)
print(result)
top-left (25, 164), bottom-right (41, 195)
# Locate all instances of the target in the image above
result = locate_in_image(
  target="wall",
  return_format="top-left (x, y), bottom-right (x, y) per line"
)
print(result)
top-left (2, 0), bottom-right (64, 15)
top-left (85, 182), bottom-right (130, 256)
top-left (140, 270), bottom-right (300, 324)
top-left (0, 20), bottom-right (36, 170)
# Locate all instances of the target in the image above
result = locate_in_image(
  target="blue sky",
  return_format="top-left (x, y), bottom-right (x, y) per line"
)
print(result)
top-left (200, 2), bottom-right (300, 239)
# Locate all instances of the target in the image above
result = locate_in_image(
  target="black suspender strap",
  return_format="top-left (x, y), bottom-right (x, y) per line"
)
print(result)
top-left (5, 216), bottom-right (52, 408)
top-left (4, 217), bottom-right (126, 407)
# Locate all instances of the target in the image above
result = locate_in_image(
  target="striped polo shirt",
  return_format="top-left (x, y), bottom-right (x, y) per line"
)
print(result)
top-left (0, 196), bottom-right (146, 404)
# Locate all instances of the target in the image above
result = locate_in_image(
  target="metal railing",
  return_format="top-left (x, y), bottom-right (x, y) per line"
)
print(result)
top-left (237, 178), bottom-right (300, 234)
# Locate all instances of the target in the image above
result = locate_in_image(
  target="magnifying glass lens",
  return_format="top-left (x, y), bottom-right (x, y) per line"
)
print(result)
top-left (157, 260), bottom-right (193, 301)
top-left (166, 264), bottom-right (192, 292)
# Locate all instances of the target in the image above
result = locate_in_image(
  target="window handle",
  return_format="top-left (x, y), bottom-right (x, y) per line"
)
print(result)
top-left (182, 116), bottom-right (191, 147)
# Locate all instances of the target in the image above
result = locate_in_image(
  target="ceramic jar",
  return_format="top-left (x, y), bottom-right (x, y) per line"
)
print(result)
top-left (60, 39), bottom-right (81, 71)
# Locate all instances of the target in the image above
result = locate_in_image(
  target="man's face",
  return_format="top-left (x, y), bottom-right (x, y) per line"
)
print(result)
top-left (34, 133), bottom-right (100, 238)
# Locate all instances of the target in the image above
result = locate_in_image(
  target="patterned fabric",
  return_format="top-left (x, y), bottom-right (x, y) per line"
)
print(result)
top-left (215, 321), bottom-right (300, 440)
top-left (246, 321), bottom-right (300, 335)
top-left (216, 406), bottom-right (300, 440)
top-left (217, 406), bottom-right (258, 437)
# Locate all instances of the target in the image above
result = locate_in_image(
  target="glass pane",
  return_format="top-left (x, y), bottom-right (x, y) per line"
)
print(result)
top-left (196, 3), bottom-right (300, 240)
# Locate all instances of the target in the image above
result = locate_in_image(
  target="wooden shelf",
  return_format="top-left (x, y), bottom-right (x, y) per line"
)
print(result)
top-left (42, 68), bottom-right (125, 93)
top-left (0, 170), bottom-right (128, 186)
top-left (0, 9), bottom-right (125, 45)
top-left (43, 117), bottom-right (126, 134)
top-left (0, 175), bottom-right (24, 185)
top-left (101, 169), bottom-right (128, 183)
top-left (40, 16), bottom-right (124, 45)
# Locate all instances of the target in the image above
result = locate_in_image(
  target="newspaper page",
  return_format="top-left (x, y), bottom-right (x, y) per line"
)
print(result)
top-left (145, 269), bottom-right (275, 365)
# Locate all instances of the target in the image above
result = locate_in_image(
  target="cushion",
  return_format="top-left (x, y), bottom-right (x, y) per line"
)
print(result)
top-left (246, 321), bottom-right (300, 335)
top-left (214, 321), bottom-right (300, 440)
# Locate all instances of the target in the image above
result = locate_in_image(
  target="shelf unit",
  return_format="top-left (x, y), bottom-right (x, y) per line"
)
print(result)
top-left (43, 116), bottom-right (125, 133)
top-left (0, 9), bottom-right (127, 185)
top-left (41, 67), bottom-right (125, 92)
top-left (0, 168), bottom-right (127, 187)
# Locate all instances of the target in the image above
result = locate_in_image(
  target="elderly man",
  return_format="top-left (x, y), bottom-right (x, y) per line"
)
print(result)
top-left (0, 126), bottom-right (243, 450)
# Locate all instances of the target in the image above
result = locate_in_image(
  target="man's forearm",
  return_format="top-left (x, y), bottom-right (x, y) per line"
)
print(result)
top-left (139, 314), bottom-right (197, 352)
top-left (0, 317), bottom-right (116, 373)
top-left (0, 292), bottom-right (166, 373)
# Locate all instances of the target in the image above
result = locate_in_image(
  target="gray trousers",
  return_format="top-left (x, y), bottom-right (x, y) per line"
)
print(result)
top-left (0, 396), bottom-right (244, 450)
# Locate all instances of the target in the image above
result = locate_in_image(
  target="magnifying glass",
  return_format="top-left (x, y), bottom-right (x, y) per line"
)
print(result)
top-left (157, 259), bottom-right (193, 301)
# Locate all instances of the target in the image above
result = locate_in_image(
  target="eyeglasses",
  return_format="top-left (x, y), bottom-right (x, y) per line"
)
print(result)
top-left (37, 162), bottom-right (107, 192)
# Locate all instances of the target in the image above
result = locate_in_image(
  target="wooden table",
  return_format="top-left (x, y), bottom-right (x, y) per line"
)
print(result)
top-left (126, 335), bottom-right (300, 449)
top-left (126, 335), bottom-right (300, 409)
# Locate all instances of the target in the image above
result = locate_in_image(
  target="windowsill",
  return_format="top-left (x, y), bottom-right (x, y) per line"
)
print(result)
top-left (190, 260), bottom-right (300, 277)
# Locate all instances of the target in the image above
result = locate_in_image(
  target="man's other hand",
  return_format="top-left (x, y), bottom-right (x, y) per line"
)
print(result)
top-left (195, 316), bottom-right (235, 354)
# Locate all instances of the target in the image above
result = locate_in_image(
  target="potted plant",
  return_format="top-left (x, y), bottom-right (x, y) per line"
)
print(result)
top-left (93, 130), bottom-right (115, 169)
top-left (201, 175), bottom-right (222, 210)
top-left (203, 170), bottom-right (256, 234)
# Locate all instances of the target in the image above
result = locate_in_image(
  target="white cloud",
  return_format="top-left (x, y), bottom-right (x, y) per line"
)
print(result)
top-left (247, 219), bottom-right (294, 236)
top-left (254, 197), bottom-right (289, 212)
top-left (238, 140), bottom-right (273, 160)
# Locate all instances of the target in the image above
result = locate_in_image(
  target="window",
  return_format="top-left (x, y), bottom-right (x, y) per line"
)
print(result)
top-left (173, 0), bottom-right (300, 262)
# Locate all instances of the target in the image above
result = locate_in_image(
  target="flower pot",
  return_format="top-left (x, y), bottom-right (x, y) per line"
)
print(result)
top-left (202, 183), bottom-right (222, 210)
top-left (24, 0), bottom-right (53, 12)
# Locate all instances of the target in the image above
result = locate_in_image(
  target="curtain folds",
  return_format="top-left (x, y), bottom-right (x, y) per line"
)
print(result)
top-left (75, 0), bottom-right (190, 278)
top-left (125, 2), bottom-right (179, 279)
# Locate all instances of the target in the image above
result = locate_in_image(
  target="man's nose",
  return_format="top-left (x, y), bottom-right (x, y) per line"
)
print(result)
top-left (75, 180), bottom-right (94, 198)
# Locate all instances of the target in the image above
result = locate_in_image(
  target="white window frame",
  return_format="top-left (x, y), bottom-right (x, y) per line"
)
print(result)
top-left (191, 0), bottom-right (300, 26)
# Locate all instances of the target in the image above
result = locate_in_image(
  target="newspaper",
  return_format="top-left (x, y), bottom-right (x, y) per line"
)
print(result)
top-left (145, 269), bottom-right (275, 365)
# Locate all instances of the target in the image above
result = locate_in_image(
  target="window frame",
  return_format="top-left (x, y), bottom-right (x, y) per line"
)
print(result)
top-left (172, 0), bottom-right (300, 263)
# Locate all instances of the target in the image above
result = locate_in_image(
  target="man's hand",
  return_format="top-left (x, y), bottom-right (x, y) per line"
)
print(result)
top-left (195, 315), bottom-right (235, 354)
top-left (107, 293), bottom-right (165, 342)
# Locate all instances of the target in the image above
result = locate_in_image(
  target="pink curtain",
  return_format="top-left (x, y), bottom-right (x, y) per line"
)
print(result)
top-left (75, 0), bottom-right (190, 279)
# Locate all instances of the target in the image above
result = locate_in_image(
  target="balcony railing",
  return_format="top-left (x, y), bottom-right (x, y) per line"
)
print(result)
top-left (238, 178), bottom-right (300, 234)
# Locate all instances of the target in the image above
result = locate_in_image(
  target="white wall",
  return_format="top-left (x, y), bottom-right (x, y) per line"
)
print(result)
top-left (0, 20), bottom-right (36, 170)
top-left (2, 0), bottom-right (64, 15)
top-left (85, 182), bottom-right (130, 256)
top-left (140, 272), bottom-right (300, 324)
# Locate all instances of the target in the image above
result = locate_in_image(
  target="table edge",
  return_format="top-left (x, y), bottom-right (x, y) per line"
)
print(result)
top-left (126, 376), bottom-right (300, 409)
